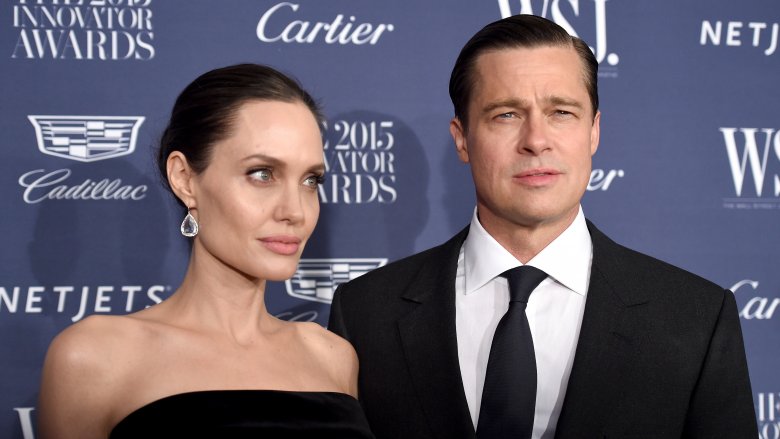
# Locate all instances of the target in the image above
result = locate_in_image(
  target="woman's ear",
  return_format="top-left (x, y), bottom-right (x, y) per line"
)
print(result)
top-left (166, 151), bottom-right (198, 208)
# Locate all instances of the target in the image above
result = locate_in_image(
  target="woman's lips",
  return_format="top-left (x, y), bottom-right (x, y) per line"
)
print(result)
top-left (259, 236), bottom-right (301, 255)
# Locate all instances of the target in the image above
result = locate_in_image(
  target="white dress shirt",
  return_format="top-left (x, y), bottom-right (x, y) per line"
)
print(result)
top-left (455, 206), bottom-right (593, 438)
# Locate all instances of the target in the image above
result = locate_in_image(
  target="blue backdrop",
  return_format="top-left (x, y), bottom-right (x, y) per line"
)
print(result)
top-left (2, 1), bottom-right (779, 438)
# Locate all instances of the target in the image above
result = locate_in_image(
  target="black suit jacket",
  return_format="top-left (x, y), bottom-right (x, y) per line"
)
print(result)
top-left (329, 221), bottom-right (757, 439)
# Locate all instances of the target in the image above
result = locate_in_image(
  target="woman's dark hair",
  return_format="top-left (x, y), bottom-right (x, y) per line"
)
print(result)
top-left (449, 14), bottom-right (598, 131)
top-left (157, 63), bottom-right (323, 205)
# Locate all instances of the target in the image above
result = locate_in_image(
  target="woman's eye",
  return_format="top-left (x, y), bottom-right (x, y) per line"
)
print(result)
top-left (303, 175), bottom-right (324, 188)
top-left (249, 168), bottom-right (272, 182)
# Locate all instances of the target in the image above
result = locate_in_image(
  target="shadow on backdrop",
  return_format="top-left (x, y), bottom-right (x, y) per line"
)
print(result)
top-left (307, 110), bottom-right (430, 261)
top-left (440, 135), bottom-right (476, 234)
top-left (27, 160), bottom-right (170, 322)
top-left (285, 110), bottom-right (431, 325)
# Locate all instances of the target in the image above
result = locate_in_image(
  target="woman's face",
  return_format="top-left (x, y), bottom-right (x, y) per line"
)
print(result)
top-left (190, 100), bottom-right (324, 281)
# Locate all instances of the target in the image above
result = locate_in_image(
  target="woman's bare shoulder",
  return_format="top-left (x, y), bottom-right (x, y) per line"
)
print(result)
top-left (45, 314), bottom-right (140, 373)
top-left (295, 321), bottom-right (359, 396)
top-left (38, 314), bottom-right (151, 439)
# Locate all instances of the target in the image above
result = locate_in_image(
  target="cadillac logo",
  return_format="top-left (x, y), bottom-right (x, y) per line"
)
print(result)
top-left (286, 258), bottom-right (388, 304)
top-left (28, 115), bottom-right (145, 162)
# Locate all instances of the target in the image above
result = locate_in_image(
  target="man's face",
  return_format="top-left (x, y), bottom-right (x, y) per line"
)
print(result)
top-left (450, 45), bottom-right (600, 237)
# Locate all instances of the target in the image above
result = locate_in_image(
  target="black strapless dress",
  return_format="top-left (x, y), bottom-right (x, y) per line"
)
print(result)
top-left (109, 390), bottom-right (375, 438)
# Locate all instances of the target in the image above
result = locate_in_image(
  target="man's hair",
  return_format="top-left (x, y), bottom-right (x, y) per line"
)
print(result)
top-left (449, 14), bottom-right (598, 129)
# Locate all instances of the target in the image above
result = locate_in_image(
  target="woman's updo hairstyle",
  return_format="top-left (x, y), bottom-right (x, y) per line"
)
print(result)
top-left (157, 63), bottom-right (323, 206)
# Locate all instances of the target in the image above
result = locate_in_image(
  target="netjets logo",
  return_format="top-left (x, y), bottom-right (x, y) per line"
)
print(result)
top-left (721, 127), bottom-right (780, 209)
top-left (286, 258), bottom-right (387, 304)
top-left (497, 0), bottom-right (618, 77)
top-left (700, 20), bottom-right (779, 56)
top-left (29, 115), bottom-right (145, 162)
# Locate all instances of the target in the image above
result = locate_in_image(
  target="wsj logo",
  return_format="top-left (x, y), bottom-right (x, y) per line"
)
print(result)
top-left (257, 2), bottom-right (394, 46)
top-left (731, 280), bottom-right (778, 320)
top-left (721, 127), bottom-right (780, 209)
top-left (11, 0), bottom-right (155, 60)
top-left (286, 258), bottom-right (387, 304)
top-left (700, 20), bottom-right (778, 56)
top-left (497, 0), bottom-right (618, 75)
top-left (29, 115), bottom-right (144, 162)
top-left (757, 393), bottom-right (780, 439)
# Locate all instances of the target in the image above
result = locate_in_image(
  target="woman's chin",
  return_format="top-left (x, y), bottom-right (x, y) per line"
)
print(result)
top-left (260, 266), bottom-right (299, 282)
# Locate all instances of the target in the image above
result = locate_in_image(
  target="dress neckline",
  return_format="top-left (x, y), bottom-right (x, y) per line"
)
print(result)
top-left (110, 389), bottom-right (373, 438)
top-left (128, 389), bottom-right (357, 411)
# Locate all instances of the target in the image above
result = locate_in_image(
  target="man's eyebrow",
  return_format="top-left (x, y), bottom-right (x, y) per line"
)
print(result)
top-left (547, 95), bottom-right (584, 108)
top-left (480, 98), bottom-right (528, 115)
top-left (480, 96), bottom-right (584, 115)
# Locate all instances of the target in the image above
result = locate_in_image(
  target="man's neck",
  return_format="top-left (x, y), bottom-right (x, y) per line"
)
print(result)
top-left (477, 207), bottom-right (579, 264)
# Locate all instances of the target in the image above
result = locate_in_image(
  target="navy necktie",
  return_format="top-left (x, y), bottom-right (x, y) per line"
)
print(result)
top-left (476, 265), bottom-right (548, 439)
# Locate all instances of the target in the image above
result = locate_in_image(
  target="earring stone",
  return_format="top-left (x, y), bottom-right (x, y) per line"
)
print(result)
top-left (180, 210), bottom-right (199, 237)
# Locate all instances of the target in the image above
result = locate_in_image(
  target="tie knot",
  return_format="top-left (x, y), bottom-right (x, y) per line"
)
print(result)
top-left (503, 265), bottom-right (547, 303)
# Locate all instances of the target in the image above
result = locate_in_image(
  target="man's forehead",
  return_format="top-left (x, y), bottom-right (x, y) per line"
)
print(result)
top-left (473, 44), bottom-right (580, 72)
top-left (470, 45), bottom-right (588, 97)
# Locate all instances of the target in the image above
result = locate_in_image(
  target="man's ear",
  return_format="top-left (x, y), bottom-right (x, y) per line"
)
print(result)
top-left (590, 111), bottom-right (601, 156)
top-left (166, 151), bottom-right (198, 208)
top-left (450, 117), bottom-right (470, 164)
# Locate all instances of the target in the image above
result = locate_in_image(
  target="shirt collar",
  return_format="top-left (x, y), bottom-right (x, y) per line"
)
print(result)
top-left (463, 206), bottom-right (592, 296)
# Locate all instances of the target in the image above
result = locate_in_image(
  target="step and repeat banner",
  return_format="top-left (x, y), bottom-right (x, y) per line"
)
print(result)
top-left (1, 1), bottom-right (778, 437)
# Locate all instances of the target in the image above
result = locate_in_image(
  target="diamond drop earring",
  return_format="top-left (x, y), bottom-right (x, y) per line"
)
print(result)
top-left (180, 209), bottom-right (199, 237)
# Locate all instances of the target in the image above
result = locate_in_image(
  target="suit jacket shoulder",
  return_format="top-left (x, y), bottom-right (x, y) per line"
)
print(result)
top-left (328, 227), bottom-right (474, 439)
top-left (556, 221), bottom-right (758, 438)
top-left (335, 227), bottom-right (468, 305)
top-left (587, 219), bottom-right (727, 306)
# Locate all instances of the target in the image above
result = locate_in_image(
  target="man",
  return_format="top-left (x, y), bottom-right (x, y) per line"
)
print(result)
top-left (328, 15), bottom-right (757, 439)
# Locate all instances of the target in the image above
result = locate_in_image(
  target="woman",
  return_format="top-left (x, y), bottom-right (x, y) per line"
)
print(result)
top-left (38, 64), bottom-right (374, 438)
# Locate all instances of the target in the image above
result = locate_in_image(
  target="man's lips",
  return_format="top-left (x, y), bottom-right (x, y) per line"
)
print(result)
top-left (259, 236), bottom-right (302, 255)
top-left (513, 168), bottom-right (561, 186)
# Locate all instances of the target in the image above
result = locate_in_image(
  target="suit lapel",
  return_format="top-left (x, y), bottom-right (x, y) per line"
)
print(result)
top-left (393, 222), bottom-right (648, 437)
top-left (555, 222), bottom-right (651, 437)
top-left (397, 228), bottom-right (476, 439)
